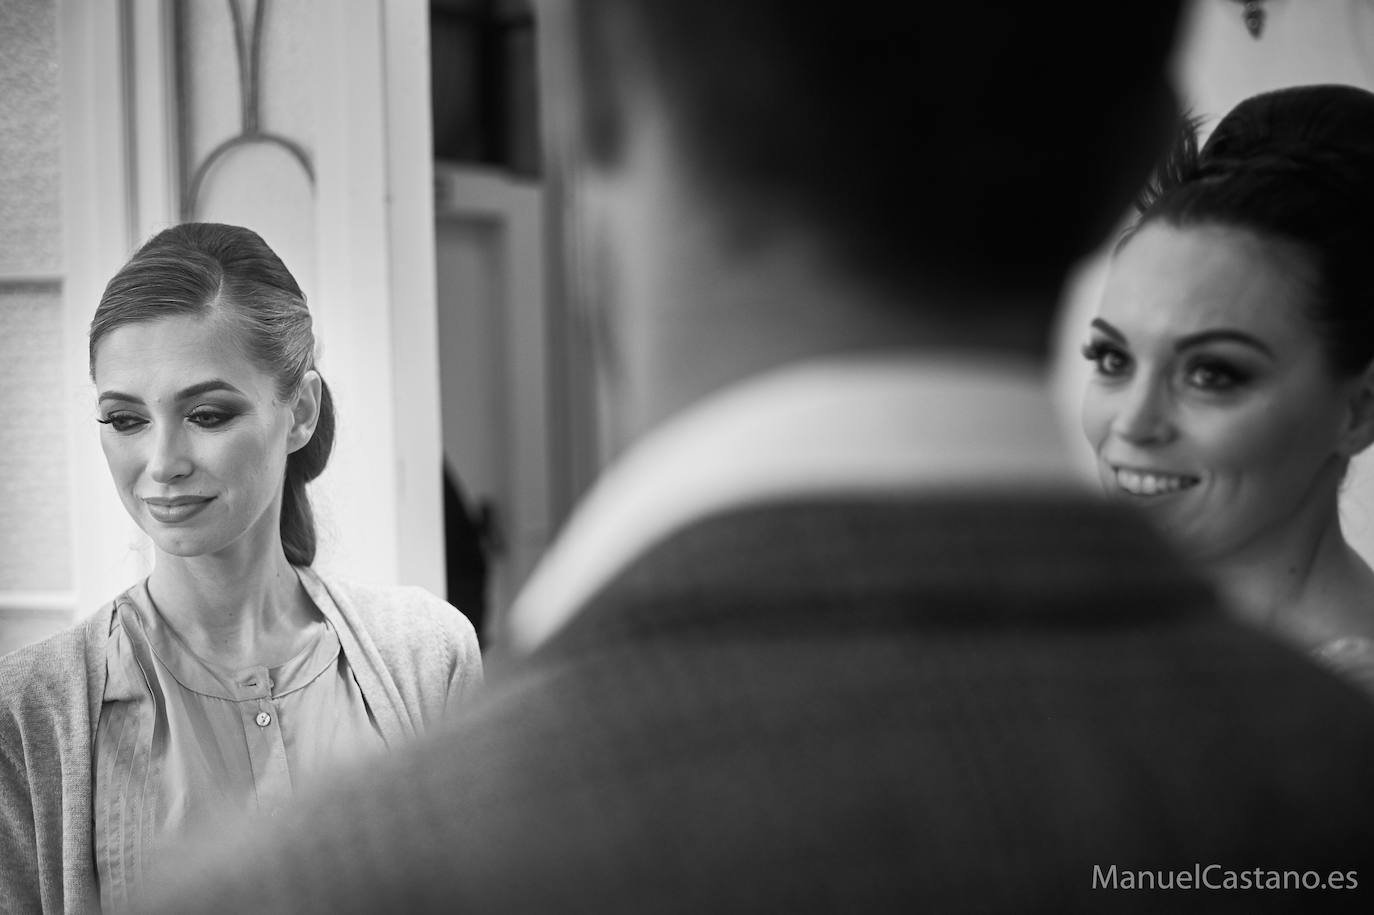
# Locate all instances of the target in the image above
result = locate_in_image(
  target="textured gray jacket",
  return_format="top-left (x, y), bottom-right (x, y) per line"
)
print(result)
top-left (0, 569), bottom-right (482, 914)
top-left (142, 497), bottom-right (1374, 913)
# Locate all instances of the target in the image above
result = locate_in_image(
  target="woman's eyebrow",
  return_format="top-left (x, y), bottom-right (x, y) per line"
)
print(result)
top-left (1174, 329), bottom-right (1276, 358)
top-left (97, 379), bottom-right (247, 405)
top-left (97, 390), bottom-right (142, 405)
top-left (176, 379), bottom-right (247, 399)
top-left (1089, 319), bottom-right (1277, 360)
top-left (1089, 318), bottom-right (1126, 342)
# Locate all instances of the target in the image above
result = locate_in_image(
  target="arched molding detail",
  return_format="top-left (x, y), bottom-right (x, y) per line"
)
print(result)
top-left (176, 0), bottom-right (314, 221)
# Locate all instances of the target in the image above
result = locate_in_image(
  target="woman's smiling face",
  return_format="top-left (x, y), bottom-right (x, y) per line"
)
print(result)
top-left (1081, 221), bottom-right (1361, 560)
top-left (92, 311), bottom-right (302, 560)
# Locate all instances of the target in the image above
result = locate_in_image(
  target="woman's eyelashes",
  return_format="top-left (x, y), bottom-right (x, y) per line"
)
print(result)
top-left (96, 411), bottom-right (147, 433)
top-left (1183, 358), bottom-right (1250, 392)
top-left (1081, 340), bottom-right (1131, 377)
top-left (1082, 339), bottom-right (1254, 394)
top-left (187, 407), bottom-right (236, 428)
top-left (96, 406), bottom-right (240, 433)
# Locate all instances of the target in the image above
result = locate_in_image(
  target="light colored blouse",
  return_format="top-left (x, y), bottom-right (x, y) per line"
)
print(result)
top-left (94, 577), bottom-right (386, 911)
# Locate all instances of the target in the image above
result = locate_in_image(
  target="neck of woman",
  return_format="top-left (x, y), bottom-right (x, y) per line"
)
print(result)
top-left (1205, 506), bottom-right (1374, 649)
top-left (145, 533), bottom-right (319, 670)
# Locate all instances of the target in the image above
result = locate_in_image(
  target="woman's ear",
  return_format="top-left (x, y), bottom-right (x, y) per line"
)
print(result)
top-left (287, 370), bottom-right (323, 454)
top-left (1339, 362), bottom-right (1374, 458)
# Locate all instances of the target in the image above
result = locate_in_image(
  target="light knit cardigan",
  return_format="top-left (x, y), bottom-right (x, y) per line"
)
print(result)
top-left (0, 569), bottom-right (483, 914)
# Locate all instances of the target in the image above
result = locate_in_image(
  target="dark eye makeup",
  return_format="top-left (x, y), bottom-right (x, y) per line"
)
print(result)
top-left (96, 405), bottom-right (241, 432)
top-left (1080, 340), bottom-right (1131, 377)
top-left (1184, 357), bottom-right (1251, 392)
top-left (187, 407), bottom-right (237, 428)
top-left (95, 412), bottom-right (147, 433)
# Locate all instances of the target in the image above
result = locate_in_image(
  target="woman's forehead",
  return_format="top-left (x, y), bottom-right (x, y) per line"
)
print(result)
top-left (92, 312), bottom-right (271, 396)
top-left (1101, 222), bottom-right (1320, 341)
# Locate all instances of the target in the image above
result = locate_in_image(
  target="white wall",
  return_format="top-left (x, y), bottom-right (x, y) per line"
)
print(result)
top-left (1053, 0), bottom-right (1374, 563)
top-left (0, 0), bottom-right (71, 655)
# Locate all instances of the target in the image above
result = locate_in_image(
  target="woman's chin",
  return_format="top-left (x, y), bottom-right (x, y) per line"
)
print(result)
top-left (1127, 508), bottom-right (1200, 550)
top-left (138, 521), bottom-right (228, 559)
top-left (146, 534), bottom-right (215, 559)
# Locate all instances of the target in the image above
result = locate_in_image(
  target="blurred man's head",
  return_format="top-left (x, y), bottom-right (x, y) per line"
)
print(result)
top-left (543, 2), bottom-right (1185, 446)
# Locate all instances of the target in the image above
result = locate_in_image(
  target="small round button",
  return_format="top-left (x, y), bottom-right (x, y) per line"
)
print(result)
top-left (255, 711), bottom-right (272, 727)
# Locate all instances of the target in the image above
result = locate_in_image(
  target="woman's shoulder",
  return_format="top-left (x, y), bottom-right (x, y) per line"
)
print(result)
top-left (325, 575), bottom-right (453, 614)
top-left (303, 567), bottom-right (479, 649)
top-left (302, 568), bottom-right (483, 709)
top-left (1, 614), bottom-right (101, 682)
top-left (0, 607), bottom-right (112, 721)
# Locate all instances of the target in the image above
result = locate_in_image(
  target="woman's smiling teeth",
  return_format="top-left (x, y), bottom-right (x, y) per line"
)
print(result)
top-left (1114, 467), bottom-right (1199, 496)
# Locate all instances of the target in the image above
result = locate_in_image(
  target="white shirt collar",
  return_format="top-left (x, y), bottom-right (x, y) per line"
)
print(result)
top-left (505, 352), bottom-right (1089, 654)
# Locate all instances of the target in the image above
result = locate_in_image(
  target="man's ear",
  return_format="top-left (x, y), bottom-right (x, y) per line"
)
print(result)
top-left (1339, 361), bottom-right (1374, 458)
top-left (287, 370), bottom-right (323, 454)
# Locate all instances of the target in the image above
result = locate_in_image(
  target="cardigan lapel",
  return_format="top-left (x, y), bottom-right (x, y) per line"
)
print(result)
top-left (295, 567), bottom-right (416, 748)
top-left (61, 603), bottom-right (119, 914)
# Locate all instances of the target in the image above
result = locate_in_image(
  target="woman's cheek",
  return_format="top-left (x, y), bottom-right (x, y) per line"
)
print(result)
top-left (1079, 389), bottom-right (1114, 449)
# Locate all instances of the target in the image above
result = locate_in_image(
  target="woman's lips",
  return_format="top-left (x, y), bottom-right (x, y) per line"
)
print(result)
top-left (143, 496), bottom-right (214, 523)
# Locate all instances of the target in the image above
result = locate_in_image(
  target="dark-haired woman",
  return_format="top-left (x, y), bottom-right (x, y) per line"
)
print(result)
top-left (1080, 84), bottom-right (1374, 698)
top-left (0, 223), bottom-right (483, 913)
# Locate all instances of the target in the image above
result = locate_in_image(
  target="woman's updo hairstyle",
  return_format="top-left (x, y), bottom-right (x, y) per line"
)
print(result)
top-left (89, 222), bottom-right (334, 566)
top-left (1126, 84), bottom-right (1374, 377)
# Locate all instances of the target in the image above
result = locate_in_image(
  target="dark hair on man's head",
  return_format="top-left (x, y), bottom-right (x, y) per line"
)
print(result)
top-left (563, 1), bottom-right (1184, 304)
top-left (89, 222), bottom-right (334, 566)
top-left (1130, 84), bottom-right (1374, 376)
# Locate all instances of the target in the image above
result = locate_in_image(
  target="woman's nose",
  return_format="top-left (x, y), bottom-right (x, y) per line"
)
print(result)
top-left (1110, 378), bottom-right (1177, 445)
top-left (147, 423), bottom-right (194, 483)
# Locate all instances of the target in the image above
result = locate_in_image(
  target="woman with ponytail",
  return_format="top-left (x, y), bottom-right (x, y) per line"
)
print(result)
top-left (0, 223), bottom-right (483, 913)
top-left (1080, 85), bottom-right (1374, 699)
